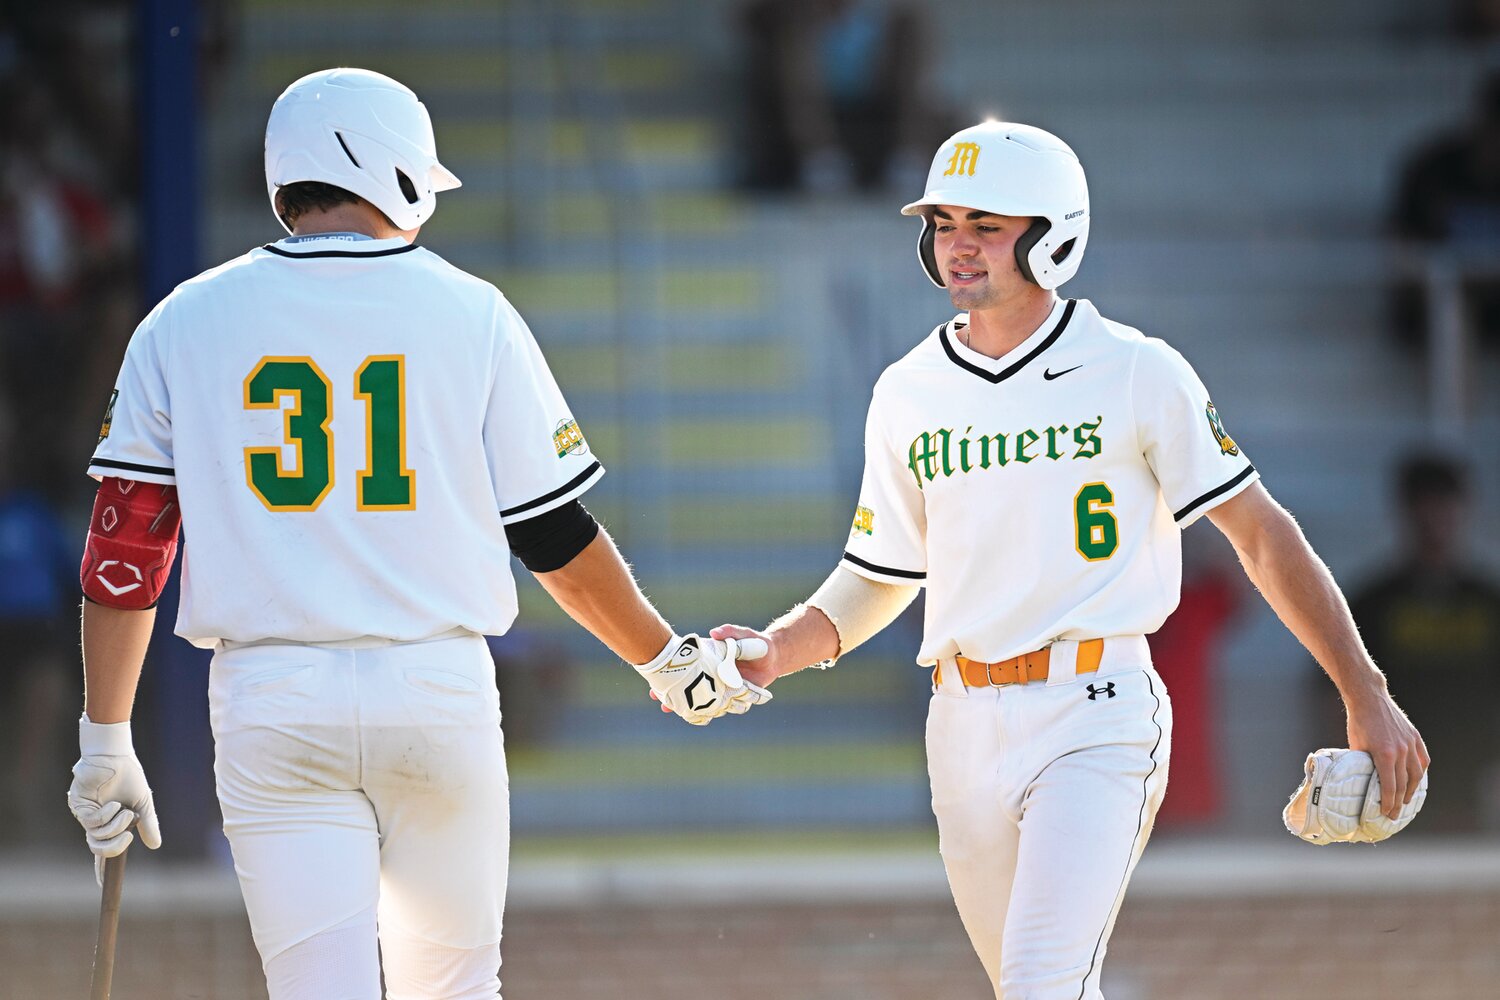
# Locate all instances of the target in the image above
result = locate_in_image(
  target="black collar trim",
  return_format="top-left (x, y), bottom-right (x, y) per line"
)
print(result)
top-left (262, 243), bottom-right (419, 259)
top-left (938, 299), bottom-right (1076, 384)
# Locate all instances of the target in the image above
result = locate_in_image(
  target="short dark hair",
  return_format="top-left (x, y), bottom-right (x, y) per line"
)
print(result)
top-left (1397, 454), bottom-right (1469, 507)
top-left (274, 181), bottom-right (366, 227)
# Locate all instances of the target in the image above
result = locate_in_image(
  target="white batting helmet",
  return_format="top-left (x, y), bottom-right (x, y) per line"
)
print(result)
top-left (264, 68), bottom-right (461, 233)
top-left (901, 121), bottom-right (1089, 290)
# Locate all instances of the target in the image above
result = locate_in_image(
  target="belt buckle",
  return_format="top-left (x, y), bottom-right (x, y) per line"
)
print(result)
top-left (986, 660), bottom-right (1011, 686)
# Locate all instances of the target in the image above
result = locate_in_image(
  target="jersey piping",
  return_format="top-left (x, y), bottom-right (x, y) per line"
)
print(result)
top-left (1172, 464), bottom-right (1256, 523)
top-left (260, 243), bottom-right (421, 260)
top-left (499, 460), bottom-right (603, 519)
top-left (1077, 670), bottom-right (1164, 999)
top-left (938, 299), bottom-right (1077, 384)
top-left (842, 551), bottom-right (926, 581)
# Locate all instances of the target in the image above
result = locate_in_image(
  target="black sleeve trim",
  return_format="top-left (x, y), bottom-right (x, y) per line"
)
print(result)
top-left (842, 551), bottom-right (926, 581)
top-left (89, 458), bottom-right (175, 476)
top-left (500, 461), bottom-right (602, 518)
top-left (1173, 464), bottom-right (1256, 523)
top-left (506, 500), bottom-right (600, 573)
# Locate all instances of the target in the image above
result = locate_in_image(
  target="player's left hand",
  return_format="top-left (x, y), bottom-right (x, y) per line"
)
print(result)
top-left (635, 633), bottom-right (772, 725)
top-left (68, 717), bottom-right (163, 883)
top-left (1342, 687), bottom-right (1429, 820)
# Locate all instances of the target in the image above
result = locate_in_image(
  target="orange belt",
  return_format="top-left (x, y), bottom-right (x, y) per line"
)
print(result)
top-left (938, 638), bottom-right (1105, 688)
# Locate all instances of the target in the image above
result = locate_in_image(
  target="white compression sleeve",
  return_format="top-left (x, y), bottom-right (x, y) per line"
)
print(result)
top-left (806, 565), bottom-right (920, 659)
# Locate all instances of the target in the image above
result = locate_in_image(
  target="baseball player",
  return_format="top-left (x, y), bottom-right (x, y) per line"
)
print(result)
top-left (711, 122), bottom-right (1430, 998)
top-left (65, 68), bottom-right (767, 1000)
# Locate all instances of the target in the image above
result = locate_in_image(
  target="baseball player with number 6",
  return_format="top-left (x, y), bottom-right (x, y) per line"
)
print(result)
top-left (65, 68), bottom-right (768, 999)
top-left (712, 121), bottom-right (1430, 998)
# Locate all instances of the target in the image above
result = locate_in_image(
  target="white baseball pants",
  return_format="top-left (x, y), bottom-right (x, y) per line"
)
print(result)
top-left (208, 632), bottom-right (509, 1000)
top-left (926, 638), bottom-right (1172, 1000)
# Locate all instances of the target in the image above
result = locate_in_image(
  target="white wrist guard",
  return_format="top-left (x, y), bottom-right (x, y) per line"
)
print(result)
top-left (79, 715), bottom-right (135, 756)
top-left (806, 565), bottom-right (920, 659)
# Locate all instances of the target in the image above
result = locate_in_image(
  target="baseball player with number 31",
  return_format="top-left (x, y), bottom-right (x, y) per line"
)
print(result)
top-left (713, 122), bottom-right (1431, 998)
top-left (66, 68), bottom-right (769, 1000)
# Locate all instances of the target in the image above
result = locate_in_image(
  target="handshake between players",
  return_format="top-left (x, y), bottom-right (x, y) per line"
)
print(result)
top-left (633, 632), bottom-right (773, 725)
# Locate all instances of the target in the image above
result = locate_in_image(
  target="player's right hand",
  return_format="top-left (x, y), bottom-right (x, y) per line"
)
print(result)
top-left (68, 717), bottom-right (163, 878)
top-left (708, 624), bottom-right (783, 690)
top-left (634, 633), bottom-right (771, 725)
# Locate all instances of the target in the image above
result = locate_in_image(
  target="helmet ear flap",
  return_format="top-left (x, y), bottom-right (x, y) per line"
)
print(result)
top-left (1013, 218), bottom-right (1051, 286)
top-left (917, 215), bottom-right (945, 288)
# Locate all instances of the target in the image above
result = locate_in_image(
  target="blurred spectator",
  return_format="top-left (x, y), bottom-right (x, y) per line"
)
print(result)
top-left (2, 3), bottom-right (136, 198)
top-left (0, 3), bottom-right (144, 851)
top-left (1454, 0), bottom-right (1500, 40)
top-left (1322, 455), bottom-right (1500, 833)
top-left (1390, 69), bottom-right (1500, 348)
top-left (0, 9), bottom-right (136, 493)
top-left (735, 0), bottom-right (952, 194)
top-left (0, 422), bottom-right (79, 846)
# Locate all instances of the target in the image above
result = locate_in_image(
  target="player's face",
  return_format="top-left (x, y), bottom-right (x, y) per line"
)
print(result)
top-left (931, 207), bottom-right (1033, 311)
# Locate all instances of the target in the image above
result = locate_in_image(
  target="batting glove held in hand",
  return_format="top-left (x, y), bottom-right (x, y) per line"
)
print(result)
top-left (69, 716), bottom-right (163, 877)
top-left (634, 634), bottom-right (772, 726)
top-left (1282, 748), bottom-right (1428, 844)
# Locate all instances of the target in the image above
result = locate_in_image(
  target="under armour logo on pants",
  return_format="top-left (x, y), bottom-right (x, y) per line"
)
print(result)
top-left (1086, 682), bottom-right (1116, 700)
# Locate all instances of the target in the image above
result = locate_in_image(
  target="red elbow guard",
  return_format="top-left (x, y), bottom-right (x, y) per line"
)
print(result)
top-left (81, 477), bottom-right (183, 610)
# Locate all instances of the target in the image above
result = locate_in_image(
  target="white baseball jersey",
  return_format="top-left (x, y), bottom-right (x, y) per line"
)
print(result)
top-left (89, 233), bottom-right (602, 647)
top-left (842, 297), bottom-right (1256, 666)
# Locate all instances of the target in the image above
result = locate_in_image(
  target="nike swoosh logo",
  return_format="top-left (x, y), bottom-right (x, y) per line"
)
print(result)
top-left (1043, 365), bottom-right (1082, 380)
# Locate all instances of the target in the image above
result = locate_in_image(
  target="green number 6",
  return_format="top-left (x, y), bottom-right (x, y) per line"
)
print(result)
top-left (1074, 482), bottom-right (1119, 561)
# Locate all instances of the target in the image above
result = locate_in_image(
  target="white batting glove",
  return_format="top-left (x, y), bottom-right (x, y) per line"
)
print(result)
top-left (634, 634), bottom-right (772, 726)
top-left (69, 716), bottom-right (163, 880)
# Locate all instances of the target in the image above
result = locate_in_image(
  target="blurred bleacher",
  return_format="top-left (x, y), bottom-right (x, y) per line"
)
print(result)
top-left (198, 0), bottom-right (1500, 837)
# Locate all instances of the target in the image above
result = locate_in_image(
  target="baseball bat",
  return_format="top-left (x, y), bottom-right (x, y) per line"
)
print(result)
top-left (90, 843), bottom-right (130, 1000)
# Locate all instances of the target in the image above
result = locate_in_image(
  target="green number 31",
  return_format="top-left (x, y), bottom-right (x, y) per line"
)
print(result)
top-left (243, 355), bottom-right (414, 512)
top-left (1074, 482), bottom-right (1118, 561)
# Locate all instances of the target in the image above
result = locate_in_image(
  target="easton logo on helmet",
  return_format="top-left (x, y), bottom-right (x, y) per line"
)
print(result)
top-left (943, 143), bottom-right (981, 177)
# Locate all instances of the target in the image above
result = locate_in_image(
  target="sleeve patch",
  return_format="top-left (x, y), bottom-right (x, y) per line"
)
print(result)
top-left (1205, 400), bottom-right (1239, 456)
top-left (97, 389), bottom-right (119, 444)
top-left (852, 506), bottom-right (875, 536)
top-left (552, 418), bottom-right (587, 458)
